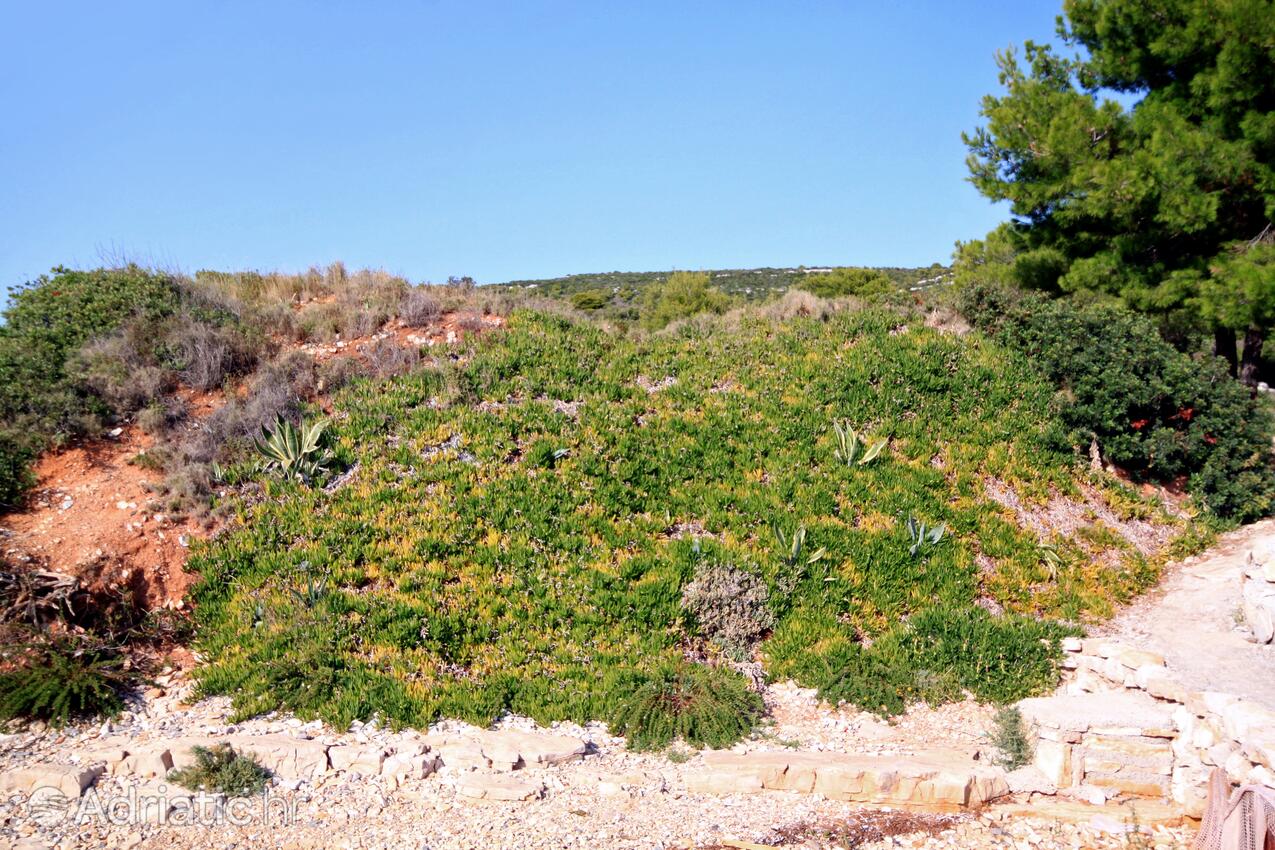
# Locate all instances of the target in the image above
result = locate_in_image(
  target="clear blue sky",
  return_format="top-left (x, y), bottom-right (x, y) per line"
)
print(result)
top-left (1, 1), bottom-right (1063, 288)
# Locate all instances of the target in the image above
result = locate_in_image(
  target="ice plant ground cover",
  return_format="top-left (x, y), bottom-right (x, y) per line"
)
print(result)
top-left (189, 308), bottom-right (1197, 733)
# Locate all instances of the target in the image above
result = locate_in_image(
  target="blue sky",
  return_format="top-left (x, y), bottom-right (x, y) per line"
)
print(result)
top-left (1, 1), bottom-right (1064, 288)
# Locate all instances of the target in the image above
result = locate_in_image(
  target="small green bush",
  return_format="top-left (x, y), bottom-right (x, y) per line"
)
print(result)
top-left (815, 607), bottom-right (1072, 715)
top-left (988, 706), bottom-right (1033, 770)
top-left (0, 431), bottom-right (36, 508)
top-left (640, 272), bottom-right (732, 330)
top-left (817, 643), bottom-right (916, 716)
top-left (570, 289), bottom-right (611, 311)
top-left (0, 632), bottom-right (131, 725)
top-left (798, 267), bottom-right (893, 299)
top-left (956, 283), bottom-right (1275, 521)
top-left (169, 744), bottom-right (271, 796)
top-left (607, 663), bottom-right (763, 751)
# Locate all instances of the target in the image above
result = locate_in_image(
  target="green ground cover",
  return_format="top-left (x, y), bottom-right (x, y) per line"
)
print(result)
top-left (190, 308), bottom-right (1185, 732)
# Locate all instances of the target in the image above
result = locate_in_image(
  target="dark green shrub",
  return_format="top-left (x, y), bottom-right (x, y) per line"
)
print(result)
top-left (570, 289), bottom-right (611, 311)
top-left (0, 266), bottom-right (182, 502)
top-left (607, 663), bottom-right (763, 750)
top-left (0, 266), bottom-right (180, 432)
top-left (169, 744), bottom-right (271, 796)
top-left (0, 431), bottom-right (36, 508)
top-left (956, 283), bottom-right (1275, 521)
top-left (798, 267), bottom-right (893, 299)
top-left (0, 632), bottom-right (131, 725)
top-left (816, 607), bottom-right (1071, 715)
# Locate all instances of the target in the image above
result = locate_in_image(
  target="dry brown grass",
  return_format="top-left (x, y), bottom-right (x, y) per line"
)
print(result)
top-left (698, 809), bottom-right (966, 849)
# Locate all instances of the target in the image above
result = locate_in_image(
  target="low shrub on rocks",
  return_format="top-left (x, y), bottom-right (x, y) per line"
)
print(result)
top-left (988, 706), bottom-right (1033, 770)
top-left (606, 663), bottom-right (763, 751)
top-left (169, 744), bottom-right (271, 796)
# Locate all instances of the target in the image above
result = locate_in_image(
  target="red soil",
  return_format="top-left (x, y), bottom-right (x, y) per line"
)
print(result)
top-left (0, 311), bottom-right (504, 619)
top-left (0, 427), bottom-right (203, 611)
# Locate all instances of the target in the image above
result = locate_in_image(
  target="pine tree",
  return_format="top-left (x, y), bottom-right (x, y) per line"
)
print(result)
top-left (963, 0), bottom-right (1275, 382)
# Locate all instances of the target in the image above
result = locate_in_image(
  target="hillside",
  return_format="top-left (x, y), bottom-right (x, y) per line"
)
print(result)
top-left (4, 265), bottom-right (1274, 850)
top-left (189, 305), bottom-right (1189, 731)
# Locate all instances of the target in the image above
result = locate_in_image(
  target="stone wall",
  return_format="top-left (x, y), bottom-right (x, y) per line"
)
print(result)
top-left (1018, 637), bottom-right (1275, 817)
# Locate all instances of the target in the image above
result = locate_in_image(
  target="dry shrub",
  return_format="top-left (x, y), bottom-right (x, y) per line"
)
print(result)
top-left (762, 810), bottom-right (964, 848)
top-left (171, 317), bottom-right (259, 390)
top-left (399, 288), bottom-right (442, 327)
top-left (317, 356), bottom-right (367, 394)
top-left (182, 351), bottom-right (316, 467)
top-left (136, 398), bottom-right (188, 435)
top-left (74, 334), bottom-right (174, 413)
top-left (680, 562), bottom-right (774, 658)
top-left (295, 302), bottom-right (347, 342)
top-left (760, 289), bottom-right (836, 321)
top-left (358, 339), bottom-right (420, 379)
top-left (339, 308), bottom-right (382, 340)
top-left (455, 312), bottom-right (485, 333)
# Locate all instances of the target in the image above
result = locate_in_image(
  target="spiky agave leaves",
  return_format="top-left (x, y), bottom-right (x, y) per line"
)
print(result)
top-left (906, 515), bottom-right (947, 558)
top-left (832, 420), bottom-right (888, 467)
top-left (772, 522), bottom-right (826, 568)
top-left (254, 416), bottom-right (334, 485)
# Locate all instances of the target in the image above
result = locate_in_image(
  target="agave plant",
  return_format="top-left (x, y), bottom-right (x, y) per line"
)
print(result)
top-left (832, 420), bottom-right (887, 467)
top-left (1039, 542), bottom-right (1064, 582)
top-left (254, 416), bottom-right (333, 485)
top-left (288, 560), bottom-right (329, 608)
top-left (906, 515), bottom-right (946, 558)
top-left (773, 522), bottom-right (826, 568)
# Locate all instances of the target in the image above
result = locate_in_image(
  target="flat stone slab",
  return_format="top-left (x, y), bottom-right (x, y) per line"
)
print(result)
top-left (424, 729), bottom-right (587, 772)
top-left (0, 763), bottom-right (103, 798)
top-left (1018, 691), bottom-right (1176, 736)
top-left (1094, 518), bottom-right (1275, 710)
top-left (684, 748), bottom-right (1008, 809)
top-left (456, 774), bottom-right (544, 801)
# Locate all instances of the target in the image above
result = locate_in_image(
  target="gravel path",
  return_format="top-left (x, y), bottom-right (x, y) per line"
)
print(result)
top-left (0, 681), bottom-right (1198, 850)
top-left (1096, 518), bottom-right (1275, 708)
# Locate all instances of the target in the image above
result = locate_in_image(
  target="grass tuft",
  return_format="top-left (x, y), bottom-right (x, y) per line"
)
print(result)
top-left (169, 744), bottom-right (271, 796)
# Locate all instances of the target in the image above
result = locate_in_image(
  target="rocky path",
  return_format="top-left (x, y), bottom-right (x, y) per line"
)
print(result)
top-left (0, 680), bottom-right (1198, 850)
top-left (1096, 518), bottom-right (1275, 708)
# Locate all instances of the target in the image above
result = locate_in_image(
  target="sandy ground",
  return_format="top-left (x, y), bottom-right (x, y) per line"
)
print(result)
top-left (1096, 518), bottom-right (1275, 708)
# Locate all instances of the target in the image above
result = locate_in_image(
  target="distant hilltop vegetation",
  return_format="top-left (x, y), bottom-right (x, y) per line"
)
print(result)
top-left (490, 265), bottom-right (953, 301)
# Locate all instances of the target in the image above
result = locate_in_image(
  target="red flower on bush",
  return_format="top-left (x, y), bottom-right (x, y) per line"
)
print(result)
top-left (1130, 419), bottom-right (1149, 430)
